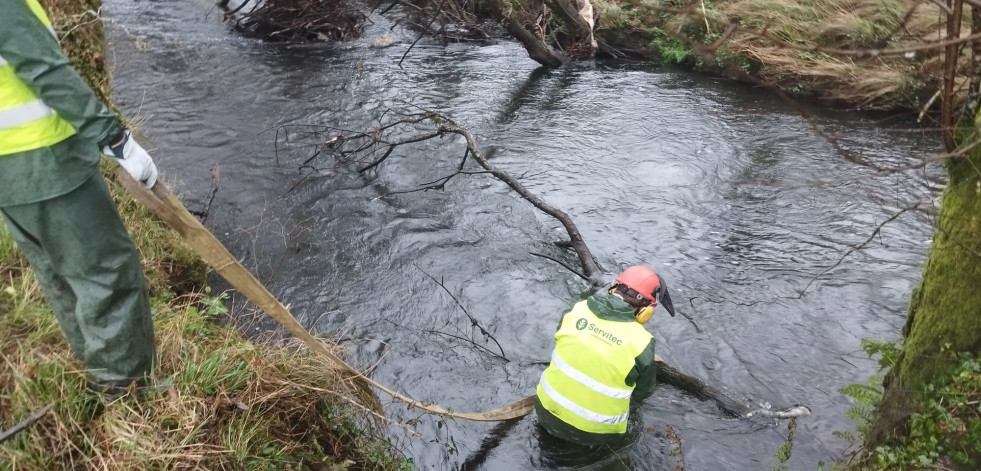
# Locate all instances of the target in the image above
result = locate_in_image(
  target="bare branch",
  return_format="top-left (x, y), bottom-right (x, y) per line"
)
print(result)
top-left (529, 251), bottom-right (589, 282)
top-left (416, 265), bottom-right (509, 361)
top-left (424, 329), bottom-right (509, 362)
top-left (800, 202), bottom-right (924, 295)
top-left (399, 0), bottom-right (447, 67)
top-left (0, 403), bottom-right (53, 445)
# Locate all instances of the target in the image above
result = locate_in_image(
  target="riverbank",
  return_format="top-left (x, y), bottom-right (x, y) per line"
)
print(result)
top-left (385, 0), bottom-right (943, 111)
top-left (0, 1), bottom-right (408, 469)
top-left (589, 0), bottom-right (938, 111)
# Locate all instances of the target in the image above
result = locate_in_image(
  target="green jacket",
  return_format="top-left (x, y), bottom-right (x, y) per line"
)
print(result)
top-left (0, 0), bottom-right (124, 207)
top-left (535, 294), bottom-right (657, 445)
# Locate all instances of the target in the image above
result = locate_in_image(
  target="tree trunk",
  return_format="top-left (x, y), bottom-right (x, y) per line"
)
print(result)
top-left (481, 0), bottom-right (596, 65)
top-left (502, 15), bottom-right (566, 66)
top-left (483, 0), bottom-right (566, 66)
top-left (865, 1), bottom-right (981, 452)
top-left (865, 122), bottom-right (981, 448)
top-left (543, 0), bottom-right (596, 57)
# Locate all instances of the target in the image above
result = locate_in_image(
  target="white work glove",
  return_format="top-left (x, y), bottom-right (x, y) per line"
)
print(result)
top-left (103, 130), bottom-right (159, 189)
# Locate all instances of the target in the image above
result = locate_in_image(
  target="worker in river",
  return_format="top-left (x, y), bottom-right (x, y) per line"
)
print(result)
top-left (535, 265), bottom-right (676, 446)
top-left (1, 0), bottom-right (159, 395)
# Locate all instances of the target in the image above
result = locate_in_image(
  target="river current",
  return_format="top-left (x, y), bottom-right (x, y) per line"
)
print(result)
top-left (104, 1), bottom-right (944, 469)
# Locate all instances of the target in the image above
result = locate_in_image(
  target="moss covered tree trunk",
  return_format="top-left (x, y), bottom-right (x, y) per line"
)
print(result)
top-left (865, 124), bottom-right (981, 449)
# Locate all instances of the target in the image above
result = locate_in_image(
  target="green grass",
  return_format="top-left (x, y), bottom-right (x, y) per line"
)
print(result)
top-left (0, 247), bottom-right (409, 470)
top-left (0, 1), bottom-right (410, 469)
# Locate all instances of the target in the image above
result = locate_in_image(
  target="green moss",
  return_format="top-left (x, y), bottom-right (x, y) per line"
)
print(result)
top-left (860, 121), bottom-right (981, 466)
top-left (898, 141), bottom-right (981, 389)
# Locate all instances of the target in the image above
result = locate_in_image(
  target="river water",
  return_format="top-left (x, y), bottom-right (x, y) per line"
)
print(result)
top-left (104, 1), bottom-right (944, 469)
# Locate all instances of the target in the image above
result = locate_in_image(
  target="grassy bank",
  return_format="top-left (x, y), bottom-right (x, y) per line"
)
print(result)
top-left (588, 0), bottom-right (944, 110)
top-left (0, 1), bottom-right (407, 469)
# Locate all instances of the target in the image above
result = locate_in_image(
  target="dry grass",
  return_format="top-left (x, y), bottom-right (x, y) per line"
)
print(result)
top-left (0, 278), bottom-right (403, 470)
top-left (719, 0), bottom-right (939, 107)
top-left (593, 0), bottom-right (969, 110)
top-left (0, 162), bottom-right (403, 471)
top-left (0, 169), bottom-right (404, 470)
top-left (1, 1), bottom-right (409, 469)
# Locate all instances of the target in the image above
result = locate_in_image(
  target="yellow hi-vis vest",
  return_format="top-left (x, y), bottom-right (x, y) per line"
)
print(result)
top-left (536, 300), bottom-right (653, 435)
top-left (0, 0), bottom-right (77, 156)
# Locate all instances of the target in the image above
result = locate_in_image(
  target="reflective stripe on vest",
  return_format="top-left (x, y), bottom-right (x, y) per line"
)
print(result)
top-left (24, 0), bottom-right (58, 36)
top-left (548, 350), bottom-right (632, 400)
top-left (536, 300), bottom-right (652, 435)
top-left (538, 372), bottom-right (630, 425)
top-left (0, 0), bottom-right (77, 156)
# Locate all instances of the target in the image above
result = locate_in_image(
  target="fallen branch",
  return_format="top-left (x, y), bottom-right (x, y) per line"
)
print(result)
top-left (284, 110), bottom-right (604, 282)
top-left (656, 358), bottom-right (809, 420)
top-left (0, 403), bottom-right (53, 445)
top-left (274, 109), bottom-right (810, 422)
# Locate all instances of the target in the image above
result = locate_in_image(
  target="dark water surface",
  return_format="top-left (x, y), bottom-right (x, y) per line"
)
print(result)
top-left (104, 1), bottom-right (943, 469)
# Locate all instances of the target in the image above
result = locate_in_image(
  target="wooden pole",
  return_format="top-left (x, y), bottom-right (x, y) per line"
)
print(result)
top-left (115, 170), bottom-right (535, 421)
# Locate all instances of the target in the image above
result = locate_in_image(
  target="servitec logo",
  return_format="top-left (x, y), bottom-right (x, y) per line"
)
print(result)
top-left (578, 320), bottom-right (625, 346)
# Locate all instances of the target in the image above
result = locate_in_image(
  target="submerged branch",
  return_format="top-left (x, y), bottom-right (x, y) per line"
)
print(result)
top-left (656, 358), bottom-right (810, 420)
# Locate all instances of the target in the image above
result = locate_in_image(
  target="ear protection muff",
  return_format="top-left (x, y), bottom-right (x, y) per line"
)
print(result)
top-left (635, 305), bottom-right (653, 324)
top-left (636, 283), bottom-right (663, 324)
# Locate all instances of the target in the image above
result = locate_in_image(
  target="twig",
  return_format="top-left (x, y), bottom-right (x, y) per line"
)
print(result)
top-left (529, 251), bottom-right (589, 282)
top-left (398, 0), bottom-right (447, 67)
top-left (189, 164), bottom-right (221, 222)
top-left (415, 265), bottom-right (508, 361)
top-left (378, 170), bottom-right (492, 197)
top-left (424, 329), bottom-right (509, 362)
top-left (0, 402), bottom-right (54, 445)
top-left (800, 202), bottom-right (922, 294)
top-left (674, 309), bottom-right (702, 333)
top-left (687, 200), bottom-right (926, 309)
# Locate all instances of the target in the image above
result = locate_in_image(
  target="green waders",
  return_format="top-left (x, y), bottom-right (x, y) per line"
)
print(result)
top-left (1, 173), bottom-right (154, 386)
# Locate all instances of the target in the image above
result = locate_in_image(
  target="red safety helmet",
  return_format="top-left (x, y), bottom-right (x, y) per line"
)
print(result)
top-left (615, 266), bottom-right (660, 304)
top-left (614, 266), bottom-right (676, 317)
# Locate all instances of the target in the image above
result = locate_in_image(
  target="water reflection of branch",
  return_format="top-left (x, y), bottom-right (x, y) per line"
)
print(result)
top-left (416, 265), bottom-right (509, 362)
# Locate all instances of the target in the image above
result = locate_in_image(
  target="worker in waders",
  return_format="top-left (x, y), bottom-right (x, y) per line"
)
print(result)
top-left (535, 265), bottom-right (676, 446)
top-left (1, 0), bottom-right (159, 395)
